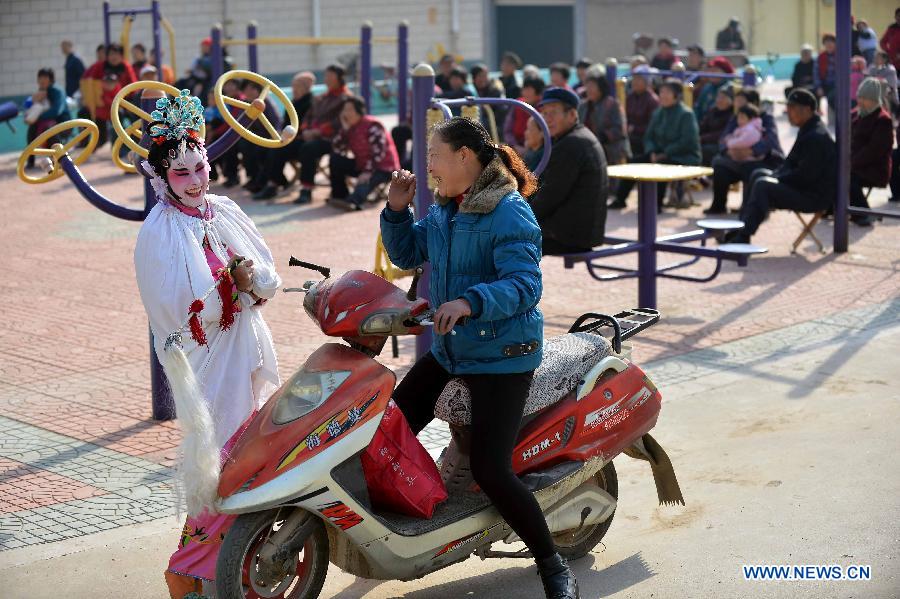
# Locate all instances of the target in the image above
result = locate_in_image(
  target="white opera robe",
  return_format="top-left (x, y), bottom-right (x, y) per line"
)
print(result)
top-left (134, 193), bottom-right (281, 513)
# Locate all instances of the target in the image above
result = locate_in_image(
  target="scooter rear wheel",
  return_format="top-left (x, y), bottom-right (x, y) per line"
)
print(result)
top-left (216, 508), bottom-right (329, 599)
top-left (552, 461), bottom-right (618, 560)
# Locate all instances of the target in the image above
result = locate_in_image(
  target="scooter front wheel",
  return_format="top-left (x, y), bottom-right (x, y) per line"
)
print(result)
top-left (552, 461), bottom-right (618, 560)
top-left (216, 508), bottom-right (329, 599)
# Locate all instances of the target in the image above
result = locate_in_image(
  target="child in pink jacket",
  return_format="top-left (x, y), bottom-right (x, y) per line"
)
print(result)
top-left (723, 104), bottom-right (763, 160)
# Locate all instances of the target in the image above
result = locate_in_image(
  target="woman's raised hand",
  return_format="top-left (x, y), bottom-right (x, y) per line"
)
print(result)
top-left (387, 169), bottom-right (417, 211)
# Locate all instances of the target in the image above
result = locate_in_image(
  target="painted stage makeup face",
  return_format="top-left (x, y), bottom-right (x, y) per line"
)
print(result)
top-left (165, 144), bottom-right (209, 207)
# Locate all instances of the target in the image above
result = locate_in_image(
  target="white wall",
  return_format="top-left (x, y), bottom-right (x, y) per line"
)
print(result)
top-left (0, 0), bottom-right (486, 97)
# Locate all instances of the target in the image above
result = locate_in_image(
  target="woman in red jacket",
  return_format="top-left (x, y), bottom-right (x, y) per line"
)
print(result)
top-left (328, 96), bottom-right (401, 210)
top-left (849, 78), bottom-right (894, 227)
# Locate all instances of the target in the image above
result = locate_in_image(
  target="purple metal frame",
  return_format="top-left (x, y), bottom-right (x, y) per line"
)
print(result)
top-left (558, 179), bottom-right (758, 309)
top-left (397, 22), bottom-right (409, 122)
top-left (103, 2), bottom-right (164, 83)
top-left (412, 69), bottom-right (436, 359)
top-left (360, 23), bottom-right (372, 112)
top-left (833, 0), bottom-right (851, 252)
top-left (247, 22), bottom-right (259, 73)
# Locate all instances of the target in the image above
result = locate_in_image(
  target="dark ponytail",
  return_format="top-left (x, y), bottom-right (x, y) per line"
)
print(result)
top-left (432, 116), bottom-right (538, 197)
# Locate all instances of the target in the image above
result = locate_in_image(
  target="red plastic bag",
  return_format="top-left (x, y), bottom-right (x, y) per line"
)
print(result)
top-left (362, 400), bottom-right (448, 519)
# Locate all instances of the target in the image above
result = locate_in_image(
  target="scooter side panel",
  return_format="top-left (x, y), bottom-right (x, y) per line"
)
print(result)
top-left (512, 363), bottom-right (661, 474)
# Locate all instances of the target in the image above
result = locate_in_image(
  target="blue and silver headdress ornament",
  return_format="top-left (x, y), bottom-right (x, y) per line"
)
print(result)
top-left (149, 89), bottom-right (204, 141)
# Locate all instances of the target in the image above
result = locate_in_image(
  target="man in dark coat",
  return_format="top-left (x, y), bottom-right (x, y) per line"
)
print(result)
top-left (849, 78), bottom-right (894, 226)
top-left (529, 87), bottom-right (608, 255)
top-left (716, 18), bottom-right (745, 51)
top-left (725, 89), bottom-right (835, 244)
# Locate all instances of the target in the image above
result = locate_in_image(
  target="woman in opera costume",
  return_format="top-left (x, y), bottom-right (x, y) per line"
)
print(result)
top-left (133, 90), bottom-right (281, 598)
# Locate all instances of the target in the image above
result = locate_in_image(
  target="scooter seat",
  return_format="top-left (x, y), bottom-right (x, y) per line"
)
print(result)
top-left (434, 332), bottom-right (613, 426)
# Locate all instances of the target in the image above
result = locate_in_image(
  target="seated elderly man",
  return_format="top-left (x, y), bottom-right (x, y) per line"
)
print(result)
top-left (529, 87), bottom-right (608, 255)
top-left (724, 89), bottom-right (835, 244)
top-left (327, 96), bottom-right (400, 211)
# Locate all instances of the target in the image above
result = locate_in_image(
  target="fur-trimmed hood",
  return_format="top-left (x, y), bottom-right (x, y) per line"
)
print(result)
top-left (434, 155), bottom-right (518, 214)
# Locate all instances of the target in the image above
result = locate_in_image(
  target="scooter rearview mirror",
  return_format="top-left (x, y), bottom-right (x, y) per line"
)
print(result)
top-left (289, 256), bottom-right (331, 278)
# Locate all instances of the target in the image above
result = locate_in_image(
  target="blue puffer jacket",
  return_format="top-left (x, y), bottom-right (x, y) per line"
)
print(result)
top-left (381, 156), bottom-right (543, 375)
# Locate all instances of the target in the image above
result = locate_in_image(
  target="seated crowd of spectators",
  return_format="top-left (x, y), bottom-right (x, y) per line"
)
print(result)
top-left (26, 13), bottom-right (900, 240)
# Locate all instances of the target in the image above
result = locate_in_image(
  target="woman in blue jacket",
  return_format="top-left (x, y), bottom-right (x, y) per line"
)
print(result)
top-left (381, 117), bottom-right (577, 599)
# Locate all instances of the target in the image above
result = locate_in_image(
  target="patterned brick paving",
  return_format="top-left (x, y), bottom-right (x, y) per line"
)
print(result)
top-left (1, 93), bottom-right (899, 550)
top-left (0, 457), bottom-right (107, 514)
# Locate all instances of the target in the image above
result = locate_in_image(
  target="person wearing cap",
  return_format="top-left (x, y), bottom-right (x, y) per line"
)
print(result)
top-left (499, 51), bottom-right (523, 100)
top-left (694, 56), bottom-right (734, 121)
top-left (626, 65), bottom-right (660, 156)
top-left (786, 44), bottom-right (817, 100)
top-left (611, 79), bottom-right (700, 210)
top-left (716, 17), bottom-right (745, 51)
top-left (530, 86), bottom-right (608, 254)
top-left (698, 84), bottom-right (734, 165)
top-left (724, 89), bottom-right (834, 244)
top-left (573, 58), bottom-right (594, 97)
top-left (848, 78), bottom-right (893, 227)
top-left (707, 88), bottom-right (784, 215)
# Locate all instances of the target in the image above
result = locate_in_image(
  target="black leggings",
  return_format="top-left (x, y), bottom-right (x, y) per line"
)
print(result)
top-left (392, 352), bottom-right (556, 560)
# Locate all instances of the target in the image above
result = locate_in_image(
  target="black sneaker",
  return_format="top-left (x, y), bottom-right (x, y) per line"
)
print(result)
top-left (222, 178), bottom-right (239, 188)
top-left (607, 198), bottom-right (627, 209)
top-left (295, 188), bottom-right (313, 204)
top-left (252, 185), bottom-right (278, 200)
top-left (703, 207), bottom-right (728, 215)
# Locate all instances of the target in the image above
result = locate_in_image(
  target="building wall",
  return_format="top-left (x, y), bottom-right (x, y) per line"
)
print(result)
top-left (584, 0), bottom-right (703, 61)
top-left (0, 0), bottom-right (485, 97)
top-left (701, 0), bottom-right (896, 56)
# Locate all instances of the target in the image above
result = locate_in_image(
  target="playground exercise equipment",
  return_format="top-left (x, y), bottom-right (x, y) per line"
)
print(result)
top-left (562, 164), bottom-right (767, 310)
top-left (17, 73), bottom-right (298, 420)
top-left (406, 63), bottom-right (554, 358)
top-left (210, 20), bottom-right (409, 120)
top-left (102, 1), bottom-right (175, 81)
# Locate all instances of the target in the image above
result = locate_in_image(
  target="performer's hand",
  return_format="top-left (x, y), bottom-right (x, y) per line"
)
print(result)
top-left (434, 299), bottom-right (471, 335)
top-left (231, 256), bottom-right (255, 293)
top-left (387, 169), bottom-right (416, 211)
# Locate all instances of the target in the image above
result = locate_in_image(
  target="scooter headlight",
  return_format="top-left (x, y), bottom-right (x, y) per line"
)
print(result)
top-left (272, 369), bottom-right (351, 425)
top-left (360, 312), bottom-right (395, 334)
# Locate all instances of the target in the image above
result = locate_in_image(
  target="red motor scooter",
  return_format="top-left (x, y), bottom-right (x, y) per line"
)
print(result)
top-left (213, 258), bottom-right (684, 598)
